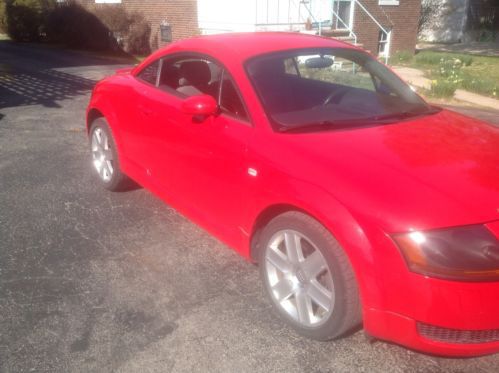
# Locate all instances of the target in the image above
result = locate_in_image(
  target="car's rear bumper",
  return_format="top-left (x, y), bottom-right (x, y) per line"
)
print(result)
top-left (364, 307), bottom-right (499, 357)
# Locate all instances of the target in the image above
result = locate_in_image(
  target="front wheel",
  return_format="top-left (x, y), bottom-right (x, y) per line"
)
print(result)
top-left (89, 118), bottom-right (129, 191)
top-left (258, 211), bottom-right (361, 340)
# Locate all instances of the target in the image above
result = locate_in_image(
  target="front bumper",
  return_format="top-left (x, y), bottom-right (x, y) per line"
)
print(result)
top-left (360, 221), bottom-right (499, 356)
top-left (364, 307), bottom-right (499, 357)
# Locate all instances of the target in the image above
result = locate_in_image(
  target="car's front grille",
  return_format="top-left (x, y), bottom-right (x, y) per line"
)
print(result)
top-left (417, 322), bottom-right (499, 344)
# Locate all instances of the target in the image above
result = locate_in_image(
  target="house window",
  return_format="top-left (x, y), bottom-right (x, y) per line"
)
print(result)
top-left (95, 0), bottom-right (122, 3)
top-left (379, 0), bottom-right (399, 5)
top-left (378, 30), bottom-right (391, 56)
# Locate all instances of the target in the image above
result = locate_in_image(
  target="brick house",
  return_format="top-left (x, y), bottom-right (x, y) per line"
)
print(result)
top-left (76, 0), bottom-right (199, 50)
top-left (76, 0), bottom-right (422, 59)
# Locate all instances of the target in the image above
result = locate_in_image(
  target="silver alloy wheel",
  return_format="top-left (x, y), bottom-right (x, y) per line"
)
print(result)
top-left (264, 230), bottom-right (335, 327)
top-left (91, 127), bottom-right (114, 182)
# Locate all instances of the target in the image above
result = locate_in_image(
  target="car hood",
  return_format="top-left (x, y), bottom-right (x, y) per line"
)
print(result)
top-left (271, 109), bottom-right (499, 232)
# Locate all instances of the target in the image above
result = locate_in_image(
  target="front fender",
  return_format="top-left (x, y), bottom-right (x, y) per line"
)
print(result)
top-left (86, 84), bottom-right (125, 159)
top-left (243, 172), bottom-right (383, 312)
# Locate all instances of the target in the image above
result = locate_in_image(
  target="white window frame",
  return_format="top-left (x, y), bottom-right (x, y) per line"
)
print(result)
top-left (379, 0), bottom-right (399, 5)
top-left (95, 0), bottom-right (122, 4)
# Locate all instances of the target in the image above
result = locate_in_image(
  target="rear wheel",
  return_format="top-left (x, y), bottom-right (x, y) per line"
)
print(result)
top-left (89, 118), bottom-right (129, 191)
top-left (258, 211), bottom-right (361, 340)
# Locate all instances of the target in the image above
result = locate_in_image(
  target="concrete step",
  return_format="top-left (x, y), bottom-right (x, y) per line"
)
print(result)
top-left (321, 29), bottom-right (351, 37)
top-left (335, 35), bottom-right (355, 41)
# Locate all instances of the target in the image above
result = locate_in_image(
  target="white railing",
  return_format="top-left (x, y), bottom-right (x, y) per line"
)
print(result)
top-left (301, 0), bottom-right (358, 46)
top-left (252, 0), bottom-right (391, 63)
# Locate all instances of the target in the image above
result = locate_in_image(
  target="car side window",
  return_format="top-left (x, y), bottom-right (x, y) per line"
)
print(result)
top-left (219, 72), bottom-right (248, 121)
top-left (137, 60), bottom-right (160, 86)
top-left (154, 54), bottom-right (250, 124)
top-left (158, 57), bottom-right (221, 100)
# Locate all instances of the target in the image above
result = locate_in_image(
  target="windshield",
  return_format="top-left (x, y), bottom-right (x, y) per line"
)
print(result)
top-left (246, 48), bottom-right (437, 132)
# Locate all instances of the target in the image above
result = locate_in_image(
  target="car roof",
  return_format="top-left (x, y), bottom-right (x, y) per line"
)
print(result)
top-left (139, 32), bottom-right (359, 71)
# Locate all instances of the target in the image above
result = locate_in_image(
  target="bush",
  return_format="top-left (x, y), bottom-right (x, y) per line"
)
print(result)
top-left (428, 56), bottom-right (466, 98)
top-left (430, 79), bottom-right (457, 98)
top-left (92, 5), bottom-right (130, 34)
top-left (438, 58), bottom-right (463, 81)
top-left (3, 0), bottom-right (55, 42)
top-left (3, 0), bottom-right (151, 53)
top-left (45, 1), bottom-right (112, 50)
top-left (92, 4), bottom-right (132, 49)
top-left (126, 13), bottom-right (151, 55)
top-left (0, 1), bottom-right (6, 34)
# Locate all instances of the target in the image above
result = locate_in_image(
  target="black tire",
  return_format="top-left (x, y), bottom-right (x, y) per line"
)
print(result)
top-left (89, 117), bottom-right (129, 191)
top-left (258, 211), bottom-right (361, 340)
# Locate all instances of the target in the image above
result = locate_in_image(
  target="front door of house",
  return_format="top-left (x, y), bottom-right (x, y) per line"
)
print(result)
top-left (332, 0), bottom-right (353, 30)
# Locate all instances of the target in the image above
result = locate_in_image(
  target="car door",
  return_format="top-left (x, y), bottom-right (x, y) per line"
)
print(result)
top-left (120, 58), bottom-right (163, 174)
top-left (137, 55), bottom-right (254, 244)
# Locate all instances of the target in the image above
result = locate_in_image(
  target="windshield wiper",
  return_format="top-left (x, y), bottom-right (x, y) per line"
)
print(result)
top-left (363, 107), bottom-right (441, 123)
top-left (277, 107), bottom-right (442, 133)
top-left (278, 119), bottom-right (365, 133)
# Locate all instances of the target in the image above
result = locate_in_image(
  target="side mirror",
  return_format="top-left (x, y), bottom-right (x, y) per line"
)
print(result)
top-left (181, 94), bottom-right (218, 117)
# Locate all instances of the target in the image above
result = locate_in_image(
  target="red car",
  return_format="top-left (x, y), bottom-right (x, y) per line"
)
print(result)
top-left (86, 32), bottom-right (499, 356)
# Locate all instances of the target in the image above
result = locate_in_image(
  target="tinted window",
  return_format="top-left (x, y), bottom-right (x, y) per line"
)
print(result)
top-left (138, 60), bottom-right (160, 86)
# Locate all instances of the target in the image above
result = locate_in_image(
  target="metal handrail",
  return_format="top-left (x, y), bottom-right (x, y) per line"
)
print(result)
top-left (300, 0), bottom-right (357, 45)
top-left (351, 0), bottom-right (391, 63)
top-left (352, 0), bottom-right (389, 35)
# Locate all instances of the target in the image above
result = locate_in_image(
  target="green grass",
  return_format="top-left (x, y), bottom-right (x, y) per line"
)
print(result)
top-left (394, 50), bottom-right (499, 99)
top-left (429, 80), bottom-right (457, 98)
top-left (414, 51), bottom-right (473, 66)
top-left (392, 51), bottom-right (413, 64)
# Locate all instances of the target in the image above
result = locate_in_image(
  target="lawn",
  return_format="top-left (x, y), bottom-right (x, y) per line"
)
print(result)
top-left (392, 50), bottom-right (499, 99)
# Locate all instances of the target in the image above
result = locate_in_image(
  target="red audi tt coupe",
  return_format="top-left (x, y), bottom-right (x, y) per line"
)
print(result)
top-left (86, 32), bottom-right (499, 356)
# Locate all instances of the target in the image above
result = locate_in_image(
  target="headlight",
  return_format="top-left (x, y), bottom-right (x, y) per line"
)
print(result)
top-left (392, 225), bottom-right (499, 282)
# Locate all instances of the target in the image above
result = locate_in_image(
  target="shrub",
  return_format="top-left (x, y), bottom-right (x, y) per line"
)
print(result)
top-left (430, 79), bottom-right (457, 98)
top-left (45, 1), bottom-right (112, 50)
top-left (438, 58), bottom-right (463, 82)
top-left (0, 1), bottom-right (6, 34)
top-left (92, 5), bottom-right (130, 34)
top-left (428, 56), bottom-right (466, 98)
top-left (3, 0), bottom-right (55, 42)
top-left (92, 4), bottom-right (132, 49)
top-left (126, 13), bottom-right (151, 55)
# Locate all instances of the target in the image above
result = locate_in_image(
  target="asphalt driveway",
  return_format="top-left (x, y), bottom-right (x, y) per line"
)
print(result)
top-left (1, 41), bottom-right (498, 373)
